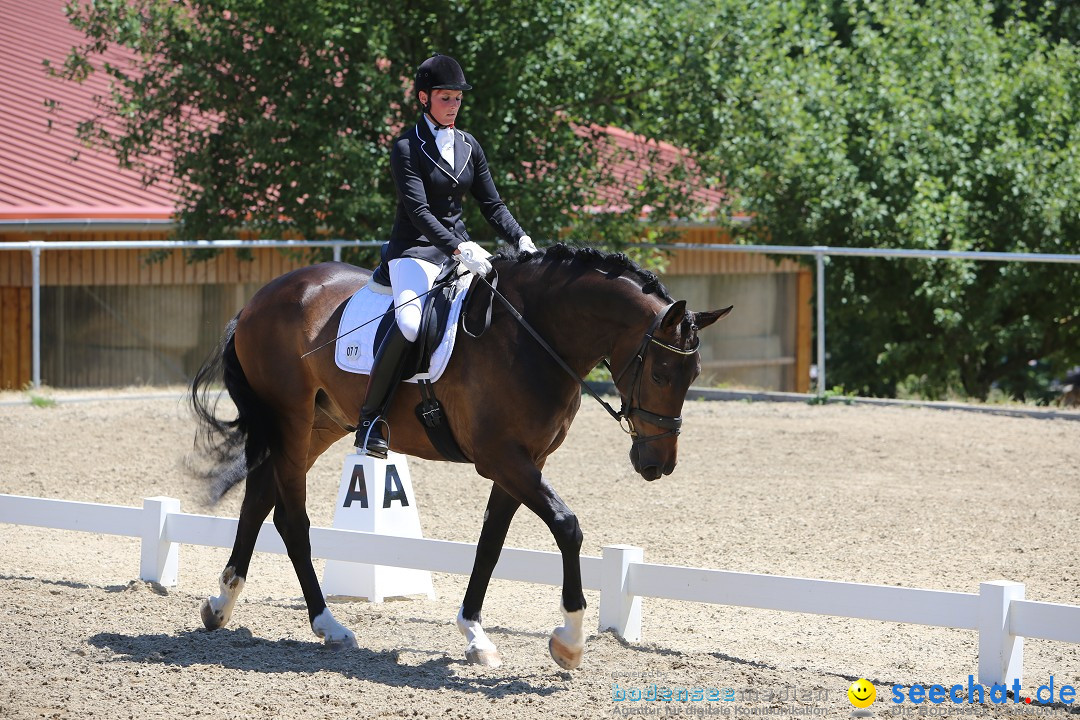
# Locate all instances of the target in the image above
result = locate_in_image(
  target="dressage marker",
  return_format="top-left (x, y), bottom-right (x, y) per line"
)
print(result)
top-left (321, 451), bottom-right (434, 602)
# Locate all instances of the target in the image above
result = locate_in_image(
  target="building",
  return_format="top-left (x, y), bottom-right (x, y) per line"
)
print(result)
top-left (0, 0), bottom-right (310, 388)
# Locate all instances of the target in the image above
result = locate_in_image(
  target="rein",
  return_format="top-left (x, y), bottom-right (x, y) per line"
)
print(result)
top-left (474, 272), bottom-right (698, 446)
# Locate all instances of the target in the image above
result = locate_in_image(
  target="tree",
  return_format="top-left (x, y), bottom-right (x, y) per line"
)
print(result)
top-left (56, 0), bottom-right (702, 255)
top-left (702, 0), bottom-right (1080, 400)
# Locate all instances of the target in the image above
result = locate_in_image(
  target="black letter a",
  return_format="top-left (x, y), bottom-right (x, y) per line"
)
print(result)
top-left (383, 465), bottom-right (410, 508)
top-left (343, 465), bottom-right (368, 508)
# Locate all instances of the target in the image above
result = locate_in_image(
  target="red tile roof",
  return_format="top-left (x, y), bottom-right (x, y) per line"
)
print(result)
top-left (575, 124), bottom-right (729, 219)
top-left (0, 0), bottom-right (178, 220)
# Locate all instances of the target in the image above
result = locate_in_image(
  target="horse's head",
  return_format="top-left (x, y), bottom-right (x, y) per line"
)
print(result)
top-left (613, 300), bottom-right (732, 481)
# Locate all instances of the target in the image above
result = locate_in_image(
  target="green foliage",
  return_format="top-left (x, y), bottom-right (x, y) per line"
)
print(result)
top-left (23, 385), bottom-right (57, 408)
top-left (806, 385), bottom-right (857, 405)
top-left (706, 0), bottom-right (1080, 400)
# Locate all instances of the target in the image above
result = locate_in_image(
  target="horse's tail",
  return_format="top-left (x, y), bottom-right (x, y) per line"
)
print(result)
top-left (190, 315), bottom-right (276, 502)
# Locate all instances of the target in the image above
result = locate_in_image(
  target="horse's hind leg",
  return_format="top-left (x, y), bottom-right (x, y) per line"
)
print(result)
top-left (201, 460), bottom-right (276, 630)
top-left (271, 414), bottom-right (357, 649)
top-left (457, 484), bottom-right (521, 667)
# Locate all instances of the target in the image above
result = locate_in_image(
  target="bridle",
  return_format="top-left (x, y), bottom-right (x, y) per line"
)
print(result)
top-left (472, 271), bottom-right (698, 448)
top-left (605, 302), bottom-right (700, 446)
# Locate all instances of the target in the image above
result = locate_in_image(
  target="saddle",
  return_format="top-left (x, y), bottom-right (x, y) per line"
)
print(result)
top-left (335, 261), bottom-right (468, 383)
top-left (364, 259), bottom-right (475, 463)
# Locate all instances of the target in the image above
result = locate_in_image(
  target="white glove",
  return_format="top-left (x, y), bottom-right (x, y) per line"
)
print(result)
top-left (456, 240), bottom-right (492, 276)
top-left (517, 235), bottom-right (537, 253)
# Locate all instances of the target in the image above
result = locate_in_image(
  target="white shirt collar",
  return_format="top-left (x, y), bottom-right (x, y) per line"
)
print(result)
top-left (424, 115), bottom-right (453, 137)
top-left (424, 115), bottom-right (455, 167)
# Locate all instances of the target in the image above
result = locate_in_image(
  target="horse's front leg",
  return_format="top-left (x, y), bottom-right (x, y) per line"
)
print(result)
top-left (485, 466), bottom-right (586, 670)
top-left (458, 485), bottom-right (521, 667)
top-left (540, 479), bottom-right (587, 671)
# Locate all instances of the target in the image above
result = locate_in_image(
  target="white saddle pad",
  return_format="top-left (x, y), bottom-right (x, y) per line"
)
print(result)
top-left (335, 274), bottom-right (472, 383)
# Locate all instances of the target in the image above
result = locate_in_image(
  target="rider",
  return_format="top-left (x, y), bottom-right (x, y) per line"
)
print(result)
top-left (356, 53), bottom-right (538, 458)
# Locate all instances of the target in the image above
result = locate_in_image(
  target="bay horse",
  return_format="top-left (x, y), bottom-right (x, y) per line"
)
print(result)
top-left (190, 243), bottom-right (731, 669)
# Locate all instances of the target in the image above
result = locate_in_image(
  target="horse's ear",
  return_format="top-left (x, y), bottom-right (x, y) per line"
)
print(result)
top-left (660, 300), bottom-right (687, 330)
top-left (692, 305), bottom-right (733, 330)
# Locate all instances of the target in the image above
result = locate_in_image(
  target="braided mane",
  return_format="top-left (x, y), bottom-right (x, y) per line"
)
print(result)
top-left (495, 243), bottom-right (674, 301)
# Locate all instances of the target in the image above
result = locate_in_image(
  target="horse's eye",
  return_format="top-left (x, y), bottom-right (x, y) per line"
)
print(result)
top-left (651, 372), bottom-right (667, 386)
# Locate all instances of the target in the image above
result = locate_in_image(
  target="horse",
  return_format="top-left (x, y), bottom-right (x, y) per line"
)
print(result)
top-left (189, 243), bottom-right (731, 669)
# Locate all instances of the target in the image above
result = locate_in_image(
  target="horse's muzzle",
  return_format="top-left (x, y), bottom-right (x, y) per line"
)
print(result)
top-left (630, 445), bottom-right (676, 481)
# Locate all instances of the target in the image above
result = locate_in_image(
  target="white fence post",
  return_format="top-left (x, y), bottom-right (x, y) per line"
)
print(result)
top-left (599, 544), bottom-right (643, 642)
top-left (978, 580), bottom-right (1025, 687)
top-left (140, 497), bottom-right (181, 586)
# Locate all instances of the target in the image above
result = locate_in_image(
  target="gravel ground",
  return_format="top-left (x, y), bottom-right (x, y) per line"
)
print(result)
top-left (1, 390), bottom-right (1078, 719)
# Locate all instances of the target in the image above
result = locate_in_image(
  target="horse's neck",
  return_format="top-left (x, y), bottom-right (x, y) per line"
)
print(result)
top-left (513, 267), bottom-right (652, 377)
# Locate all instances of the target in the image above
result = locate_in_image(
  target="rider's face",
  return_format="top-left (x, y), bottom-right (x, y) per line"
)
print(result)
top-left (420, 89), bottom-right (463, 127)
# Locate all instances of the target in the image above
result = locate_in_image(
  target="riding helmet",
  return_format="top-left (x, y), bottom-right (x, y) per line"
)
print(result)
top-left (414, 54), bottom-right (473, 93)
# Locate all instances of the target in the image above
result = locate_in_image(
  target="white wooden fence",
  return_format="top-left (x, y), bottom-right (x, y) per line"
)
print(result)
top-left (2, 491), bottom-right (1079, 687)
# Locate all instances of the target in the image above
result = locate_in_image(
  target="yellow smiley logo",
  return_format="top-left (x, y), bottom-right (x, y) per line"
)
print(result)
top-left (848, 678), bottom-right (876, 708)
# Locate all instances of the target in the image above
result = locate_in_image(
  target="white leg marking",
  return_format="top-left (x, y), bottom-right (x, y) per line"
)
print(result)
top-left (200, 566), bottom-right (245, 630)
top-left (549, 604), bottom-right (585, 670)
top-left (456, 606), bottom-right (502, 667)
top-left (312, 608), bottom-right (357, 650)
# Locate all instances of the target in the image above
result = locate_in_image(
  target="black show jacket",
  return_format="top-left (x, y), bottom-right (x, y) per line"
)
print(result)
top-left (384, 117), bottom-right (525, 267)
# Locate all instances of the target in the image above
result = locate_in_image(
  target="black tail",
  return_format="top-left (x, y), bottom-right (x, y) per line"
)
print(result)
top-left (190, 316), bottom-right (277, 502)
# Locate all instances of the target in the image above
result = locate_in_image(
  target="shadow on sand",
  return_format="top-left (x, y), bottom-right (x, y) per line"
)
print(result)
top-left (88, 627), bottom-right (563, 699)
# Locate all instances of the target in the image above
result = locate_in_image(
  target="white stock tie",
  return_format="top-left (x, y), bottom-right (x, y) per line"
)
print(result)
top-left (436, 127), bottom-right (455, 169)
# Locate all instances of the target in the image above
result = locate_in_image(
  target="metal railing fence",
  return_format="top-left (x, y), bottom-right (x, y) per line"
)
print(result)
top-left (655, 241), bottom-right (1080, 399)
top-left (0, 239), bottom-right (381, 389)
top-left (2, 238), bottom-right (1079, 396)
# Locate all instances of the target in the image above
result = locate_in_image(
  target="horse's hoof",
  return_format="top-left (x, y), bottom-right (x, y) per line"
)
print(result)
top-left (548, 633), bottom-right (583, 670)
top-left (323, 634), bottom-right (358, 651)
top-left (465, 647), bottom-right (503, 668)
top-left (201, 599), bottom-right (226, 630)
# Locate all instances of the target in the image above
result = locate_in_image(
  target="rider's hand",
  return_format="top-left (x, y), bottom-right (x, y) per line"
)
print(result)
top-left (455, 241), bottom-right (492, 276)
top-left (517, 235), bottom-right (537, 254)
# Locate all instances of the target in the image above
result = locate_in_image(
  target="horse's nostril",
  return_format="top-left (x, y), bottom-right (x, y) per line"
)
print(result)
top-left (640, 465), bottom-right (661, 481)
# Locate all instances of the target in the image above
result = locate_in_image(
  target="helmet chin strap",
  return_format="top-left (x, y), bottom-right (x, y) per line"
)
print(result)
top-left (420, 93), bottom-right (454, 130)
top-left (425, 109), bottom-right (453, 130)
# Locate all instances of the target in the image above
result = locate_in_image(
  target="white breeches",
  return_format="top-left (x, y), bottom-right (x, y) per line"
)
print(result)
top-left (388, 257), bottom-right (441, 343)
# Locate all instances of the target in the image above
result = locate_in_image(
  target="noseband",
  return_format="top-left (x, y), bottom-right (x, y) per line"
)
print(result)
top-left (607, 302), bottom-right (700, 446)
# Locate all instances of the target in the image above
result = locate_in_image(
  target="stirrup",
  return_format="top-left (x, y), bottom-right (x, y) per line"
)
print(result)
top-left (355, 417), bottom-right (389, 459)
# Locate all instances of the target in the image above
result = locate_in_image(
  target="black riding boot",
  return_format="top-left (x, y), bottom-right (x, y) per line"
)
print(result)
top-left (355, 324), bottom-right (413, 459)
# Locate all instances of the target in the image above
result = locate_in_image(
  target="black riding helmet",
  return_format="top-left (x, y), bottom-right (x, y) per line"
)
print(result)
top-left (415, 53), bottom-right (473, 97)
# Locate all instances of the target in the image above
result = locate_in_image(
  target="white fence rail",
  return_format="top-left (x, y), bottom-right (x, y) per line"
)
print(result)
top-left (3, 492), bottom-right (1080, 687)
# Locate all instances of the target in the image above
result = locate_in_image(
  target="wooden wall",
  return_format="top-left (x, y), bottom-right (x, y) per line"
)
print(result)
top-left (0, 231), bottom-right (311, 389)
top-left (661, 226), bottom-right (813, 393)
top-left (0, 231), bottom-right (309, 288)
top-left (0, 227), bottom-right (814, 392)
top-left (663, 226), bottom-right (804, 275)
top-left (0, 286), bottom-right (31, 389)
